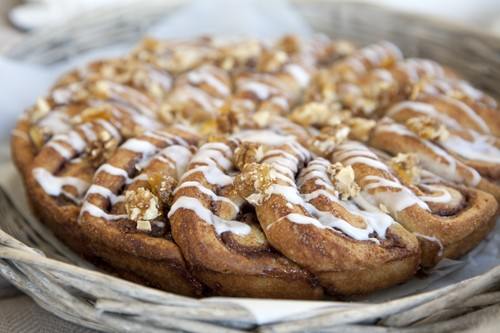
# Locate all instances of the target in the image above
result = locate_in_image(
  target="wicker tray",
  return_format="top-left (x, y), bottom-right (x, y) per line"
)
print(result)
top-left (1, 1), bottom-right (499, 332)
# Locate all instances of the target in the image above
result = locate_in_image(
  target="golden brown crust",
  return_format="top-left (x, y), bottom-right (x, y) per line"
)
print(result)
top-left (10, 35), bottom-right (499, 299)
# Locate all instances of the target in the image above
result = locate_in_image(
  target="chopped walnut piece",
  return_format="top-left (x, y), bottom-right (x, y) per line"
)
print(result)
top-left (354, 98), bottom-right (377, 115)
top-left (158, 103), bottom-right (175, 125)
top-left (92, 81), bottom-right (111, 99)
top-left (409, 77), bottom-right (431, 100)
top-left (233, 163), bottom-right (275, 202)
top-left (258, 50), bottom-right (289, 72)
top-left (219, 39), bottom-right (262, 70)
top-left (78, 105), bottom-right (114, 123)
top-left (125, 187), bottom-right (161, 232)
top-left (162, 47), bottom-right (205, 73)
top-left (389, 153), bottom-right (421, 185)
top-left (347, 117), bottom-right (376, 142)
top-left (136, 220), bottom-right (152, 232)
top-left (217, 98), bottom-right (257, 132)
top-left (309, 125), bottom-right (350, 157)
top-left (29, 126), bottom-right (50, 150)
top-left (148, 173), bottom-right (177, 206)
top-left (309, 70), bottom-right (337, 102)
top-left (85, 129), bottom-right (119, 168)
top-left (289, 102), bottom-right (346, 127)
top-left (406, 116), bottom-right (449, 141)
top-left (30, 98), bottom-right (51, 123)
top-left (252, 110), bottom-right (272, 128)
top-left (327, 162), bottom-right (360, 200)
top-left (234, 143), bottom-right (265, 170)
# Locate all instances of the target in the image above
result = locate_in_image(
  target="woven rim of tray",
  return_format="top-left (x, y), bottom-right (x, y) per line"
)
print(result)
top-left (1, 1), bottom-right (500, 332)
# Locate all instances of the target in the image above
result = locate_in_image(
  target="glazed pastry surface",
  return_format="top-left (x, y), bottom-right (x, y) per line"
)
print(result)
top-left (11, 35), bottom-right (499, 298)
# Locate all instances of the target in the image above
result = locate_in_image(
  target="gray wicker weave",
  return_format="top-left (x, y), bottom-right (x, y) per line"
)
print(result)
top-left (1, 1), bottom-right (499, 332)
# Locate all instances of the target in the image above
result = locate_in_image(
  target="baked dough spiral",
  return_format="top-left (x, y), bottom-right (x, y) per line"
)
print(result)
top-left (11, 35), bottom-right (499, 299)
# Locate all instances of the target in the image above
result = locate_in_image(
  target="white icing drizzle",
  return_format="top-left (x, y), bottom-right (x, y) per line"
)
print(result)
top-left (437, 95), bottom-right (490, 134)
top-left (376, 121), bottom-right (481, 186)
top-left (121, 138), bottom-right (158, 155)
top-left (386, 101), bottom-right (462, 130)
top-left (46, 141), bottom-right (73, 159)
top-left (174, 181), bottom-right (239, 212)
top-left (80, 123), bottom-right (97, 141)
top-left (263, 156), bottom-right (394, 243)
top-left (169, 140), bottom-right (252, 236)
top-left (86, 184), bottom-right (124, 204)
top-left (96, 119), bottom-right (121, 139)
top-left (334, 141), bottom-right (429, 214)
top-left (418, 184), bottom-right (452, 204)
top-left (181, 165), bottom-right (234, 186)
top-left (157, 145), bottom-right (192, 179)
top-left (80, 202), bottom-right (127, 220)
top-left (187, 68), bottom-right (230, 96)
top-left (239, 81), bottom-right (273, 100)
top-left (440, 132), bottom-right (500, 164)
top-left (285, 64), bottom-right (310, 87)
top-left (190, 147), bottom-right (232, 170)
top-left (96, 163), bottom-right (130, 181)
top-left (33, 168), bottom-right (89, 203)
top-left (45, 130), bottom-right (86, 159)
top-left (171, 85), bottom-right (223, 112)
top-left (169, 196), bottom-right (250, 236)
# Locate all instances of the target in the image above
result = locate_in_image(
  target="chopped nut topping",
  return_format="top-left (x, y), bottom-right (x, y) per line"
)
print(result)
top-left (158, 103), bottom-right (175, 125)
top-left (77, 105), bottom-right (114, 123)
top-left (29, 126), bottom-right (51, 150)
top-left (220, 39), bottom-right (262, 70)
top-left (389, 153), bottom-right (421, 185)
top-left (148, 173), bottom-right (177, 206)
top-left (217, 103), bottom-right (244, 133)
top-left (258, 50), bottom-right (289, 72)
top-left (233, 163), bottom-right (275, 202)
top-left (347, 117), bottom-right (376, 142)
top-left (30, 98), bottom-right (51, 123)
top-left (252, 110), bottom-right (272, 128)
top-left (289, 102), bottom-right (346, 127)
top-left (354, 98), bottom-right (377, 115)
top-left (406, 116), bottom-right (449, 141)
top-left (85, 128), bottom-right (119, 168)
top-left (309, 125), bottom-right (350, 157)
top-left (234, 142), bottom-right (264, 170)
top-left (162, 47), bottom-right (205, 73)
top-left (327, 162), bottom-right (360, 200)
top-left (409, 78), bottom-right (429, 100)
top-left (309, 70), bottom-right (337, 102)
top-left (125, 187), bottom-right (161, 232)
top-left (136, 220), bottom-right (152, 232)
top-left (93, 81), bottom-right (111, 99)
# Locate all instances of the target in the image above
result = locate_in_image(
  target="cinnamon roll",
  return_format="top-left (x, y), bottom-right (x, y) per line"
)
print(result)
top-left (11, 35), bottom-right (499, 299)
top-left (169, 136), bottom-right (323, 299)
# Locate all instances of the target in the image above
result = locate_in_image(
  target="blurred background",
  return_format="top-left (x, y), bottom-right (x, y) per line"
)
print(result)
top-left (2, 0), bottom-right (500, 53)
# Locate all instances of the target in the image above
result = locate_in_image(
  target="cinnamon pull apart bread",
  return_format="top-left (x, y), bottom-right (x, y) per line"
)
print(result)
top-left (11, 34), bottom-right (499, 298)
